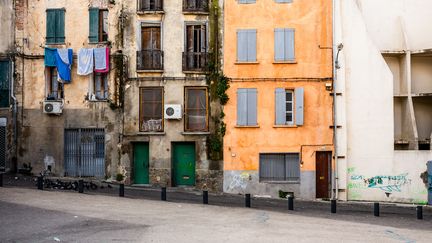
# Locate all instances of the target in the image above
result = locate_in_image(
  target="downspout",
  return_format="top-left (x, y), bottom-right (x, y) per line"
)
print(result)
top-left (331, 0), bottom-right (338, 200)
top-left (10, 58), bottom-right (17, 158)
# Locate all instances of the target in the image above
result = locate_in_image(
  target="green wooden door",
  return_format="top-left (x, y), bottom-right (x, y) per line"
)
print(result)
top-left (133, 143), bottom-right (149, 184)
top-left (173, 143), bottom-right (196, 186)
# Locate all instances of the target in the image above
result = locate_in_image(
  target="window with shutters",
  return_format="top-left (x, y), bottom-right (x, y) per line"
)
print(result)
top-left (185, 87), bottom-right (208, 132)
top-left (46, 67), bottom-right (64, 100)
top-left (239, 0), bottom-right (256, 4)
top-left (237, 30), bottom-right (257, 62)
top-left (275, 87), bottom-right (304, 126)
top-left (88, 72), bottom-right (109, 101)
top-left (183, 0), bottom-right (209, 12)
top-left (0, 60), bottom-right (10, 108)
top-left (274, 28), bottom-right (295, 62)
top-left (237, 88), bottom-right (257, 126)
top-left (138, 0), bottom-right (164, 11)
top-left (140, 87), bottom-right (163, 132)
top-left (89, 8), bottom-right (108, 43)
top-left (137, 24), bottom-right (163, 71)
top-left (46, 9), bottom-right (65, 44)
top-left (259, 153), bottom-right (300, 182)
top-left (183, 24), bottom-right (208, 72)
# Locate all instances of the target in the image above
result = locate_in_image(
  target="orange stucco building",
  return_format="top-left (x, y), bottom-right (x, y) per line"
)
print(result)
top-left (223, 0), bottom-right (334, 199)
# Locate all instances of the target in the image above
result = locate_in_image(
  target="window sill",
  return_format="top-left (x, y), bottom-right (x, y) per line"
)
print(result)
top-left (87, 99), bottom-right (108, 102)
top-left (88, 41), bottom-right (109, 45)
top-left (273, 60), bottom-right (297, 64)
top-left (182, 11), bottom-right (209, 15)
top-left (183, 70), bottom-right (207, 74)
top-left (235, 125), bottom-right (260, 128)
top-left (137, 70), bottom-right (164, 73)
top-left (182, 132), bottom-right (210, 135)
top-left (261, 180), bottom-right (300, 184)
top-left (137, 132), bottom-right (165, 136)
top-left (234, 61), bottom-right (259, 65)
top-left (273, 125), bottom-right (297, 128)
top-left (137, 10), bottom-right (165, 15)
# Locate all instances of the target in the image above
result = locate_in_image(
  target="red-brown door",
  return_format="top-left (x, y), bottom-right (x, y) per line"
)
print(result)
top-left (316, 151), bottom-right (332, 198)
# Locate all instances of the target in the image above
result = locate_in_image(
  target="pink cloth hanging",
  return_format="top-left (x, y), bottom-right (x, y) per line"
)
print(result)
top-left (95, 48), bottom-right (110, 73)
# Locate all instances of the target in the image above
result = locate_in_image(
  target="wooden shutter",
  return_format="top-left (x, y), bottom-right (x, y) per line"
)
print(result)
top-left (285, 29), bottom-right (295, 61)
top-left (247, 30), bottom-right (257, 62)
top-left (275, 88), bottom-right (286, 125)
top-left (89, 8), bottom-right (99, 42)
top-left (55, 9), bottom-right (65, 43)
top-left (247, 88), bottom-right (257, 125)
top-left (274, 29), bottom-right (285, 61)
top-left (237, 30), bottom-right (248, 62)
top-left (237, 89), bottom-right (248, 125)
top-left (46, 10), bottom-right (56, 43)
top-left (295, 87), bottom-right (304, 125)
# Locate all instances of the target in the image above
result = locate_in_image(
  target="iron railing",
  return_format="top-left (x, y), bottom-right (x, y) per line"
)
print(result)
top-left (183, 0), bottom-right (209, 12)
top-left (137, 50), bottom-right (164, 71)
top-left (137, 0), bottom-right (163, 11)
top-left (182, 52), bottom-right (209, 72)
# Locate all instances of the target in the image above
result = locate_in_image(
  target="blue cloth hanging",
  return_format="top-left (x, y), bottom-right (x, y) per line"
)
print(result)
top-left (44, 48), bottom-right (57, 67)
top-left (55, 48), bottom-right (73, 82)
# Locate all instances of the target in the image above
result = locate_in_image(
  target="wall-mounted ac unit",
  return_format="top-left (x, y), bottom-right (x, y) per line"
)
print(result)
top-left (164, 104), bottom-right (182, 119)
top-left (43, 101), bottom-right (63, 114)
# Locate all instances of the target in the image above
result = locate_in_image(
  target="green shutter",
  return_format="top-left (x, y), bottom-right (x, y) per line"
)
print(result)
top-left (0, 61), bottom-right (10, 107)
top-left (89, 8), bottom-right (99, 43)
top-left (46, 10), bottom-right (56, 44)
top-left (55, 10), bottom-right (65, 43)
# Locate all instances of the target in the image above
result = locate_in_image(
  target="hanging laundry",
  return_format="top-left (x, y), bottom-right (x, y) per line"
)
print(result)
top-left (55, 48), bottom-right (73, 82)
top-left (77, 48), bottom-right (94, 75)
top-left (44, 48), bottom-right (57, 67)
top-left (94, 47), bottom-right (110, 73)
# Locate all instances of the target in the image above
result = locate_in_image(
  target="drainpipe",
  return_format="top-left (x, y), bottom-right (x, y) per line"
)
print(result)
top-left (331, 0), bottom-right (339, 200)
top-left (10, 58), bottom-right (17, 157)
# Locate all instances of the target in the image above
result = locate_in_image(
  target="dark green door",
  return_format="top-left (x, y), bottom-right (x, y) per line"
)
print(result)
top-left (173, 143), bottom-right (196, 186)
top-left (133, 143), bottom-right (149, 184)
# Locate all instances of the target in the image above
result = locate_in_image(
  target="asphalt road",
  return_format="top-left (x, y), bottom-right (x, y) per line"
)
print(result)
top-left (1, 187), bottom-right (432, 242)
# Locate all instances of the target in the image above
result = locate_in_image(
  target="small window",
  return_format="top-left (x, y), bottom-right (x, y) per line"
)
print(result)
top-left (0, 60), bottom-right (11, 108)
top-left (46, 9), bottom-right (65, 44)
top-left (185, 87), bottom-right (208, 132)
top-left (274, 28), bottom-right (295, 61)
top-left (237, 88), bottom-right (257, 126)
top-left (89, 72), bottom-right (109, 100)
top-left (285, 90), bottom-right (294, 124)
top-left (46, 67), bottom-right (64, 100)
top-left (89, 9), bottom-right (108, 43)
top-left (275, 87), bottom-right (303, 126)
top-left (259, 153), bottom-right (300, 182)
top-left (184, 24), bottom-right (208, 71)
top-left (140, 87), bottom-right (163, 132)
top-left (138, 0), bottom-right (164, 11)
top-left (237, 29), bottom-right (257, 62)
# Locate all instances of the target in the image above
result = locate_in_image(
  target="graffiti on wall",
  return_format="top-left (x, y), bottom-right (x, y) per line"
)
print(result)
top-left (348, 167), bottom-right (411, 194)
top-left (227, 172), bottom-right (251, 191)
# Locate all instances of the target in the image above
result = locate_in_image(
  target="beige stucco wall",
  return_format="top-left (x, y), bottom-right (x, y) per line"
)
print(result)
top-left (0, 0), bottom-right (14, 53)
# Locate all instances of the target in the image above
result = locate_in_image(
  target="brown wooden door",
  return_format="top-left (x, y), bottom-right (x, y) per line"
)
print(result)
top-left (316, 151), bottom-right (331, 198)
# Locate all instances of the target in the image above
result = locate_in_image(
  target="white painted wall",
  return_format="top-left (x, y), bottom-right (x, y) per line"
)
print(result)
top-left (335, 0), bottom-right (432, 203)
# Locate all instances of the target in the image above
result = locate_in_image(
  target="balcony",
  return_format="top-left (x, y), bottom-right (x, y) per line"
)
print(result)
top-left (137, 50), bottom-right (164, 71)
top-left (137, 0), bottom-right (163, 12)
top-left (182, 52), bottom-right (209, 72)
top-left (183, 0), bottom-right (209, 13)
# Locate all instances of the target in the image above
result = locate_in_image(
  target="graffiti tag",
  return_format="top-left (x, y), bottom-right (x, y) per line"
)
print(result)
top-left (228, 172), bottom-right (250, 191)
top-left (350, 173), bottom-right (411, 193)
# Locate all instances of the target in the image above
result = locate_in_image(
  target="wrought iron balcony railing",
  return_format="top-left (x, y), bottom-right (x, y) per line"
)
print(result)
top-left (137, 50), bottom-right (164, 71)
top-left (182, 52), bottom-right (209, 72)
top-left (138, 0), bottom-right (163, 12)
top-left (183, 0), bottom-right (209, 12)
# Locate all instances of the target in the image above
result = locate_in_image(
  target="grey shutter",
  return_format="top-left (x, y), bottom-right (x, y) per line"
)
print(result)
top-left (237, 30), bottom-right (248, 62)
top-left (275, 88), bottom-right (286, 125)
top-left (247, 88), bottom-right (257, 125)
top-left (89, 8), bottom-right (99, 42)
top-left (285, 153), bottom-right (300, 181)
top-left (275, 0), bottom-right (293, 3)
top-left (274, 29), bottom-right (285, 61)
top-left (239, 0), bottom-right (256, 3)
top-left (247, 30), bottom-right (257, 61)
top-left (237, 89), bottom-right (248, 125)
top-left (295, 87), bottom-right (304, 125)
top-left (285, 29), bottom-right (295, 61)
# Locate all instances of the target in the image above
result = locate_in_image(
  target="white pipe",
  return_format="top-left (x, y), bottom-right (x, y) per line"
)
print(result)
top-left (332, 0), bottom-right (339, 200)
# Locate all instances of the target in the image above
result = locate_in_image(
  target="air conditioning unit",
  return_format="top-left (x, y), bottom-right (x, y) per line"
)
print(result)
top-left (164, 104), bottom-right (182, 119)
top-left (43, 101), bottom-right (63, 114)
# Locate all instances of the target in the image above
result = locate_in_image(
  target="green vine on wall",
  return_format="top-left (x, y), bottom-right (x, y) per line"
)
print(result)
top-left (207, 0), bottom-right (230, 161)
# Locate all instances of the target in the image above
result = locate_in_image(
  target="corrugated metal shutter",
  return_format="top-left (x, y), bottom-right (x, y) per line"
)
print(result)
top-left (259, 153), bottom-right (300, 182)
top-left (237, 89), bottom-right (248, 126)
top-left (275, 88), bottom-right (286, 125)
top-left (89, 8), bottom-right (99, 43)
top-left (285, 153), bottom-right (300, 181)
top-left (295, 87), bottom-right (304, 125)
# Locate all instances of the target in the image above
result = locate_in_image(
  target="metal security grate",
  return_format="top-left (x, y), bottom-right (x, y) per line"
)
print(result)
top-left (0, 126), bottom-right (6, 170)
top-left (64, 128), bottom-right (105, 177)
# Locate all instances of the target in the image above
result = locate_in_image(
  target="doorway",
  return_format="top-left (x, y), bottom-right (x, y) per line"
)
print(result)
top-left (133, 142), bottom-right (149, 184)
top-left (172, 142), bottom-right (196, 186)
top-left (316, 151), bottom-right (332, 198)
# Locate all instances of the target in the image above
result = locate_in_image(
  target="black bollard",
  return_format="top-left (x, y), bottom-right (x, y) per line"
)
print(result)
top-left (119, 184), bottom-right (124, 197)
top-left (0, 173), bottom-right (3, 187)
top-left (37, 176), bottom-right (43, 190)
top-left (161, 187), bottom-right (167, 201)
top-left (331, 199), bottom-right (337, 213)
top-left (203, 190), bottom-right (208, 204)
top-left (374, 202), bottom-right (380, 217)
top-left (245, 194), bottom-right (251, 208)
top-left (288, 195), bottom-right (294, 210)
top-left (78, 180), bottom-right (84, 193)
top-left (417, 206), bottom-right (423, 220)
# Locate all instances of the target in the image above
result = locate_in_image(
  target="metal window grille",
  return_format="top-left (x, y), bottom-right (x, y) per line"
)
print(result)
top-left (259, 153), bottom-right (300, 182)
top-left (64, 128), bottom-right (105, 177)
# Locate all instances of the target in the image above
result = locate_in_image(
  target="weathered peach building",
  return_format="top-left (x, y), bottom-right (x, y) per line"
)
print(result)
top-left (223, 0), bottom-right (334, 199)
